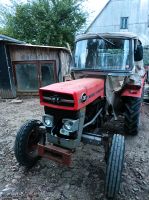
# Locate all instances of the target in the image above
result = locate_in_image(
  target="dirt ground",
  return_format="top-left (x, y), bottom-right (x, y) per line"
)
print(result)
top-left (0, 97), bottom-right (149, 200)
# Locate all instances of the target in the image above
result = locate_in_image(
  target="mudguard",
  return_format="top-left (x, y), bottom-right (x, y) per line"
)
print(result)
top-left (121, 76), bottom-right (146, 98)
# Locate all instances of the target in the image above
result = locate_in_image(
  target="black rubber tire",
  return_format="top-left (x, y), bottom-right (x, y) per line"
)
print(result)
top-left (124, 97), bottom-right (142, 135)
top-left (14, 120), bottom-right (44, 167)
top-left (105, 134), bottom-right (125, 199)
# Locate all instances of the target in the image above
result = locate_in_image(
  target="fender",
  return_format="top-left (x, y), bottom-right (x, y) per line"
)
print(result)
top-left (121, 76), bottom-right (146, 98)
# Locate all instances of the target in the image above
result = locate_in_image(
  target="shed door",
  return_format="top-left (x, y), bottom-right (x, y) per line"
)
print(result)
top-left (13, 60), bottom-right (57, 93)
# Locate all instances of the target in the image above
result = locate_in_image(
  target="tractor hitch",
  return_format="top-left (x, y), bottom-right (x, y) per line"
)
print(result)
top-left (37, 143), bottom-right (72, 166)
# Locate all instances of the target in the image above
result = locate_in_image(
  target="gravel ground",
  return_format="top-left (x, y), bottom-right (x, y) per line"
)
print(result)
top-left (0, 97), bottom-right (149, 200)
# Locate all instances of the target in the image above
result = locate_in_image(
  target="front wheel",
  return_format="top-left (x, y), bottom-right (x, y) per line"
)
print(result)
top-left (14, 120), bottom-right (45, 167)
top-left (105, 134), bottom-right (125, 199)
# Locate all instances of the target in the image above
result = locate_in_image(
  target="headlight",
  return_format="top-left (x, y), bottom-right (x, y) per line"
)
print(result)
top-left (42, 115), bottom-right (53, 127)
top-left (62, 119), bottom-right (79, 132)
top-left (45, 118), bottom-right (52, 126)
top-left (64, 121), bottom-right (73, 131)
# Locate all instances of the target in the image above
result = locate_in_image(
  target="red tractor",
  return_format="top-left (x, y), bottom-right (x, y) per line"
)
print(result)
top-left (14, 33), bottom-right (145, 199)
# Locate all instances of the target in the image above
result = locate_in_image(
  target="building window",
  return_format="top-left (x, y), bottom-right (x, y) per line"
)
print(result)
top-left (15, 63), bottom-right (38, 92)
top-left (41, 62), bottom-right (56, 87)
top-left (120, 17), bottom-right (128, 29)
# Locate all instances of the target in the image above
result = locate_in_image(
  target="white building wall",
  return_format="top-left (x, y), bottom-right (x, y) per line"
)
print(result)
top-left (87, 0), bottom-right (149, 45)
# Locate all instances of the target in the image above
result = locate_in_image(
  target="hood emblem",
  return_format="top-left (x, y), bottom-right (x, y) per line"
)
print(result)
top-left (80, 93), bottom-right (87, 103)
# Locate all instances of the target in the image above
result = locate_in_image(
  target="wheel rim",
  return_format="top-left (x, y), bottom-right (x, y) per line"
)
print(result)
top-left (27, 127), bottom-right (40, 158)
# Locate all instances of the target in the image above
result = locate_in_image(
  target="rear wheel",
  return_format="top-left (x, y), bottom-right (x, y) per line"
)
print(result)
top-left (105, 134), bottom-right (125, 199)
top-left (124, 97), bottom-right (142, 135)
top-left (14, 120), bottom-right (45, 167)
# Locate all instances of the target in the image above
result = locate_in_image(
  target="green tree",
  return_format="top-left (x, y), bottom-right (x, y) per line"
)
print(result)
top-left (1, 0), bottom-right (87, 47)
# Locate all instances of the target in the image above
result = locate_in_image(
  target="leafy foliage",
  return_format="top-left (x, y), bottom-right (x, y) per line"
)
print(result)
top-left (1, 0), bottom-right (87, 47)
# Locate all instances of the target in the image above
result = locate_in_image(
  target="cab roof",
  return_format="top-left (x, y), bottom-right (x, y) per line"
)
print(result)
top-left (75, 32), bottom-right (139, 42)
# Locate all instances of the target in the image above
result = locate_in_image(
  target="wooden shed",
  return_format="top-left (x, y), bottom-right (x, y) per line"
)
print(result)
top-left (0, 35), bottom-right (70, 98)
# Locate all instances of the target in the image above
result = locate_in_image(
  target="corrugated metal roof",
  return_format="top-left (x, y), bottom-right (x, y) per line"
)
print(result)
top-left (0, 34), bottom-right (70, 53)
top-left (0, 34), bottom-right (25, 44)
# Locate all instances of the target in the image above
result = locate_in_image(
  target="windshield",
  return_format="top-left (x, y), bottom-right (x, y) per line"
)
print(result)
top-left (74, 38), bottom-right (131, 71)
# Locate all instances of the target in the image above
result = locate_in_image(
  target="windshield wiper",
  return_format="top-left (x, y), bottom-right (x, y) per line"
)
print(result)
top-left (96, 34), bottom-right (115, 46)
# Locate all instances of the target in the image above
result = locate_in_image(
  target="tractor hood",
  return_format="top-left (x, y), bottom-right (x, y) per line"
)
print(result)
top-left (39, 78), bottom-right (104, 111)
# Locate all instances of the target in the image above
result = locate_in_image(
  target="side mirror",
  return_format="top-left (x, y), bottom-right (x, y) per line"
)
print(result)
top-left (134, 40), bottom-right (143, 61)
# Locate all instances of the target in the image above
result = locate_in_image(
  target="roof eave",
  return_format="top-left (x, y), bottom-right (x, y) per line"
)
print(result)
top-left (8, 43), bottom-right (70, 53)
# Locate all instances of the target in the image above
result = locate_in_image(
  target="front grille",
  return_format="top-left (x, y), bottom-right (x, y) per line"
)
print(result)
top-left (42, 91), bottom-right (74, 107)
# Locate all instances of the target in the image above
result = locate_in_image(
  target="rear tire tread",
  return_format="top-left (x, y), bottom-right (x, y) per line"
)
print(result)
top-left (124, 97), bottom-right (142, 135)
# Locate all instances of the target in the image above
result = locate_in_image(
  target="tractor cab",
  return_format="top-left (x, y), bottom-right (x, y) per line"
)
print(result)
top-left (71, 33), bottom-right (145, 115)
top-left (71, 33), bottom-right (144, 78)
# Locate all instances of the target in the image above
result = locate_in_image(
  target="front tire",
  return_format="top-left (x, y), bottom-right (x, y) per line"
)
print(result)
top-left (14, 120), bottom-right (44, 167)
top-left (124, 97), bottom-right (142, 135)
top-left (105, 134), bottom-right (125, 199)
